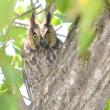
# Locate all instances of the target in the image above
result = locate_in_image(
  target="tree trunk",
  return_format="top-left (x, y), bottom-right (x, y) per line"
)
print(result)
top-left (28, 8), bottom-right (110, 110)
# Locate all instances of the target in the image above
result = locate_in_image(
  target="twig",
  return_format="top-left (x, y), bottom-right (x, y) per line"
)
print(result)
top-left (0, 73), bottom-right (3, 74)
top-left (15, 0), bottom-right (55, 18)
top-left (36, 8), bottom-right (46, 15)
top-left (16, 5), bottom-right (40, 18)
top-left (57, 33), bottom-right (66, 37)
top-left (2, 17), bottom-right (16, 47)
top-left (22, 95), bottom-right (31, 101)
top-left (55, 25), bottom-right (62, 31)
top-left (13, 21), bottom-right (29, 29)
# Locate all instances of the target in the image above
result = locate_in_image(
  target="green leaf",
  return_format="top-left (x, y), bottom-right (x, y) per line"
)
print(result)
top-left (52, 16), bottom-right (62, 25)
top-left (56, 0), bottom-right (72, 13)
top-left (0, 93), bottom-right (18, 110)
top-left (8, 26), bottom-right (26, 47)
top-left (77, 0), bottom-right (103, 56)
top-left (104, 99), bottom-right (110, 110)
top-left (16, 6), bottom-right (24, 15)
top-left (0, 0), bottom-right (16, 31)
top-left (0, 35), bottom-right (6, 43)
top-left (0, 48), bottom-right (23, 89)
top-left (54, 11), bottom-right (72, 23)
top-left (0, 83), bottom-right (8, 95)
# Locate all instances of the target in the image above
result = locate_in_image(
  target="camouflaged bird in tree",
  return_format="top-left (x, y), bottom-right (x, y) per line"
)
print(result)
top-left (22, 11), bottom-right (63, 104)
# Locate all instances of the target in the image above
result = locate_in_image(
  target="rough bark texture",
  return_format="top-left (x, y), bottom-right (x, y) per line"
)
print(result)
top-left (27, 9), bottom-right (110, 110)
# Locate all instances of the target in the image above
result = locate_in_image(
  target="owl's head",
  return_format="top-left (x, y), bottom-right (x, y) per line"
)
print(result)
top-left (27, 11), bottom-right (56, 49)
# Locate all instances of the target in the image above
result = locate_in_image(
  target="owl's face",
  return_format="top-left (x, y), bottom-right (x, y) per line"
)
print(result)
top-left (27, 12), bottom-right (56, 49)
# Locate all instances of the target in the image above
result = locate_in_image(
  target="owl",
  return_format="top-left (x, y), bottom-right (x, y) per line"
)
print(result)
top-left (22, 11), bottom-right (63, 105)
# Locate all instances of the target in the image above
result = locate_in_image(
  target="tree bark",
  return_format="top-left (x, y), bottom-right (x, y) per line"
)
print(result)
top-left (28, 8), bottom-right (110, 110)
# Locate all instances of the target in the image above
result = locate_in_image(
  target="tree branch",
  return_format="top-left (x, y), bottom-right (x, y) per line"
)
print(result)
top-left (27, 8), bottom-right (110, 110)
top-left (13, 20), bottom-right (29, 29)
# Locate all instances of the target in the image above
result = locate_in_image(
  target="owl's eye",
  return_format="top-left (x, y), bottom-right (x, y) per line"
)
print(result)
top-left (45, 33), bottom-right (51, 39)
top-left (33, 35), bottom-right (38, 40)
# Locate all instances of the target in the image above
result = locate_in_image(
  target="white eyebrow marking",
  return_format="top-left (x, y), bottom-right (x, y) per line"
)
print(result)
top-left (39, 25), bottom-right (48, 37)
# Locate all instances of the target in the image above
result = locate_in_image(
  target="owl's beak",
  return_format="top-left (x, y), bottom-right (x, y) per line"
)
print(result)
top-left (39, 40), bottom-right (48, 48)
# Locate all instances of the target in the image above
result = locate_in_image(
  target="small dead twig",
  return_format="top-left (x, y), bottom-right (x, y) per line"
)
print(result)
top-left (55, 25), bottom-right (62, 31)
top-left (13, 20), bottom-right (29, 29)
top-left (22, 94), bottom-right (31, 101)
top-left (57, 33), bottom-right (66, 37)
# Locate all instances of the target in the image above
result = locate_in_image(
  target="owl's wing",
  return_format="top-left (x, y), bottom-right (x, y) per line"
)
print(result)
top-left (23, 64), bottom-right (32, 100)
top-left (22, 47), bottom-right (34, 101)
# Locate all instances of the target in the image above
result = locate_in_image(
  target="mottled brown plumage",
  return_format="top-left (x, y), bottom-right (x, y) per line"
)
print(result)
top-left (22, 11), bottom-right (62, 103)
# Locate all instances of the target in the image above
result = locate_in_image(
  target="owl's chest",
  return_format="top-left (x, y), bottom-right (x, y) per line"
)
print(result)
top-left (23, 48), bottom-right (57, 75)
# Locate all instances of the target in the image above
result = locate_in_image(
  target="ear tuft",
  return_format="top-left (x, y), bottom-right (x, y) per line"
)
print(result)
top-left (45, 11), bottom-right (51, 26)
top-left (30, 12), bottom-right (36, 26)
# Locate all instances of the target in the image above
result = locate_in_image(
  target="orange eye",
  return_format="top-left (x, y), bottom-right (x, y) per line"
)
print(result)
top-left (45, 33), bottom-right (51, 39)
top-left (33, 35), bottom-right (38, 40)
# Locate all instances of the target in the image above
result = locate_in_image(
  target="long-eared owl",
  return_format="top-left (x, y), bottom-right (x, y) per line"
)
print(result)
top-left (22, 11), bottom-right (62, 104)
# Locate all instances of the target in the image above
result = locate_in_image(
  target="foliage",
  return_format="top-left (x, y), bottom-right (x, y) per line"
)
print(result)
top-left (104, 99), bottom-right (110, 110)
top-left (0, 0), bottom-right (24, 110)
top-left (0, 0), bottom-right (109, 110)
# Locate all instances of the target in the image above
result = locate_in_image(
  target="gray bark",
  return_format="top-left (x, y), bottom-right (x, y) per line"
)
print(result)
top-left (27, 9), bottom-right (110, 110)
